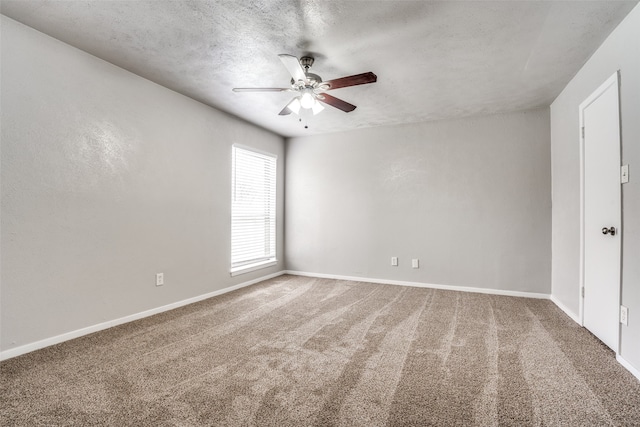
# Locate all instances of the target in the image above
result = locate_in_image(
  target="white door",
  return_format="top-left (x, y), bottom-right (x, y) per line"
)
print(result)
top-left (580, 72), bottom-right (621, 352)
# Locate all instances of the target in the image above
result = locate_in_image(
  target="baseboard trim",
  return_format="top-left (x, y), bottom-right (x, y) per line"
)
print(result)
top-left (284, 270), bottom-right (550, 299)
top-left (550, 295), bottom-right (581, 324)
top-left (617, 355), bottom-right (640, 382)
top-left (0, 270), bottom-right (286, 361)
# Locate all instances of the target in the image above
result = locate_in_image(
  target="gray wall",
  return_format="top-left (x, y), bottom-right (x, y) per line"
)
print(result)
top-left (550, 4), bottom-right (640, 371)
top-left (0, 17), bottom-right (285, 352)
top-left (285, 109), bottom-right (551, 294)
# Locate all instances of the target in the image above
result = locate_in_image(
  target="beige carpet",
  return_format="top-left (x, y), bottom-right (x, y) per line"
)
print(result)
top-left (2, 274), bottom-right (639, 426)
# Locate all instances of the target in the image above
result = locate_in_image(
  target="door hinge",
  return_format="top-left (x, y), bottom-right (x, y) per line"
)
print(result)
top-left (581, 287), bottom-right (585, 298)
top-left (581, 126), bottom-right (585, 139)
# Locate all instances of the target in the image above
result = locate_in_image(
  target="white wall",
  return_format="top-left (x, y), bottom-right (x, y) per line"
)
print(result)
top-left (286, 109), bottom-right (551, 294)
top-left (550, 4), bottom-right (640, 372)
top-left (0, 16), bottom-right (285, 354)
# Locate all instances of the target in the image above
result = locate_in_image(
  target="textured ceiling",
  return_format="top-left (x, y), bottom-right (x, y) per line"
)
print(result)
top-left (1, 1), bottom-right (637, 137)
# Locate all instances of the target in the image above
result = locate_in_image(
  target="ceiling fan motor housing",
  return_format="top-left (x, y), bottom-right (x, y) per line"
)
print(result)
top-left (300, 56), bottom-right (315, 69)
top-left (290, 57), bottom-right (321, 88)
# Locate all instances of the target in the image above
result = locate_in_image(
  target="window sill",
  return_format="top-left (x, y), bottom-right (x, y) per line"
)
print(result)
top-left (230, 260), bottom-right (277, 277)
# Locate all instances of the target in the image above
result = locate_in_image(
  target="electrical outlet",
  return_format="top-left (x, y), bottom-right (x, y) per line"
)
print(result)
top-left (391, 257), bottom-right (398, 266)
top-left (156, 273), bottom-right (164, 287)
top-left (412, 259), bottom-right (419, 269)
top-left (620, 305), bottom-right (628, 326)
top-left (621, 164), bottom-right (629, 184)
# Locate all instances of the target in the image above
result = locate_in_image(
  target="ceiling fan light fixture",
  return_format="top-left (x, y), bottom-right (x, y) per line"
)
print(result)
top-left (300, 88), bottom-right (316, 109)
top-left (287, 97), bottom-right (302, 114)
top-left (311, 100), bottom-right (324, 115)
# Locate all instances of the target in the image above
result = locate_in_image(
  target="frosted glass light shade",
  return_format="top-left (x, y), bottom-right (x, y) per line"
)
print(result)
top-left (300, 91), bottom-right (315, 109)
top-left (311, 100), bottom-right (324, 115)
top-left (287, 97), bottom-right (301, 114)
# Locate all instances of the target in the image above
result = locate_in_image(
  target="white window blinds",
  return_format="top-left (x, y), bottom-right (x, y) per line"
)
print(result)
top-left (231, 145), bottom-right (277, 273)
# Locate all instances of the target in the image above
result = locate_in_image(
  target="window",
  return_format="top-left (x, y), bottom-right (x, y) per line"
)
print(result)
top-left (231, 145), bottom-right (277, 275)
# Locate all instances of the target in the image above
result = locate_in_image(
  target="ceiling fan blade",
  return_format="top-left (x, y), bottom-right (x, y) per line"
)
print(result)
top-left (278, 54), bottom-right (306, 82)
top-left (322, 72), bottom-right (377, 90)
top-left (232, 88), bottom-right (291, 92)
top-left (278, 105), bottom-right (292, 116)
top-left (316, 93), bottom-right (357, 112)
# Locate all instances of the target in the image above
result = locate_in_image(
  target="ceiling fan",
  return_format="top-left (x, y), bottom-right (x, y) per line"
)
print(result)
top-left (232, 54), bottom-right (377, 116)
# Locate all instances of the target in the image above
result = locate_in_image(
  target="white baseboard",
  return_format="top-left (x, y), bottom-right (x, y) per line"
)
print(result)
top-left (0, 270), bottom-right (286, 361)
top-left (617, 354), bottom-right (640, 382)
top-left (284, 270), bottom-right (550, 299)
top-left (550, 295), bottom-right (581, 324)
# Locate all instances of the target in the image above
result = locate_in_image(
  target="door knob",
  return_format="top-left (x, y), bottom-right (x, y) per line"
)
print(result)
top-left (602, 226), bottom-right (616, 236)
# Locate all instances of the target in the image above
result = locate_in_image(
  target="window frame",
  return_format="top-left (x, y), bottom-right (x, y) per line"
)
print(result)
top-left (230, 144), bottom-right (277, 276)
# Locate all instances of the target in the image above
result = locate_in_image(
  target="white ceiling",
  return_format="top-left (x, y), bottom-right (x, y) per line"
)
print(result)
top-left (1, 1), bottom-right (637, 137)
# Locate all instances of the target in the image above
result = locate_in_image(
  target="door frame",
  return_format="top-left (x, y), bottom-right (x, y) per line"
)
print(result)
top-left (578, 70), bottom-right (622, 352)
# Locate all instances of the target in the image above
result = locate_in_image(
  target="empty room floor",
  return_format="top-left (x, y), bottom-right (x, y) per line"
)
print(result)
top-left (2, 275), bottom-right (639, 426)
